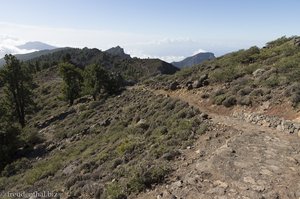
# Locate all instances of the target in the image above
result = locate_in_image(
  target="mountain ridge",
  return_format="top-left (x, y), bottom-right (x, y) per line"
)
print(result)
top-left (0, 46), bottom-right (179, 81)
top-left (17, 41), bottom-right (57, 51)
top-left (0, 48), bottom-right (67, 67)
top-left (105, 46), bottom-right (131, 59)
top-left (172, 52), bottom-right (215, 68)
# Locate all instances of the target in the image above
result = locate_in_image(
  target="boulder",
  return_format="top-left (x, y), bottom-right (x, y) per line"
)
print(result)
top-left (202, 79), bottom-right (209, 86)
top-left (199, 74), bottom-right (209, 82)
top-left (192, 74), bottom-right (209, 89)
top-left (136, 119), bottom-right (149, 130)
top-left (100, 118), bottom-right (111, 127)
top-left (252, 69), bottom-right (266, 77)
top-left (200, 113), bottom-right (209, 120)
top-left (187, 84), bottom-right (193, 90)
top-left (169, 82), bottom-right (179, 91)
top-left (192, 80), bottom-right (202, 88)
top-left (293, 37), bottom-right (300, 46)
top-left (185, 81), bottom-right (193, 87)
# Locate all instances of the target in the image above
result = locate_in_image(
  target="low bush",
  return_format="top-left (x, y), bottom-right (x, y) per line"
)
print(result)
top-left (237, 97), bottom-right (252, 106)
top-left (238, 87), bottom-right (253, 96)
top-left (250, 89), bottom-right (264, 97)
top-left (212, 94), bottom-right (227, 105)
top-left (127, 165), bottom-right (169, 193)
top-left (291, 93), bottom-right (300, 107)
top-left (1, 158), bottom-right (31, 177)
top-left (222, 96), bottom-right (237, 107)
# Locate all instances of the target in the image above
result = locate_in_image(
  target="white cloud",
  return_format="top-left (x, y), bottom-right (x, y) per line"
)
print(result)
top-left (125, 38), bottom-right (207, 62)
top-left (0, 35), bottom-right (37, 58)
top-left (0, 22), bottom-right (158, 49)
top-left (158, 55), bottom-right (186, 63)
top-left (126, 48), bottom-right (185, 62)
top-left (0, 22), bottom-right (219, 62)
top-left (192, 49), bottom-right (207, 56)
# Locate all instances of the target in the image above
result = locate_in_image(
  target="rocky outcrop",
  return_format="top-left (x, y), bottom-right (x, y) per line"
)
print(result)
top-left (293, 37), bottom-right (300, 47)
top-left (186, 74), bottom-right (209, 90)
top-left (105, 46), bottom-right (131, 59)
top-left (233, 111), bottom-right (300, 134)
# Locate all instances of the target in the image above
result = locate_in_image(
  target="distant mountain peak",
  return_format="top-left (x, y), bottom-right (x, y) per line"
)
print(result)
top-left (105, 46), bottom-right (131, 59)
top-left (172, 52), bottom-right (215, 68)
top-left (17, 41), bottom-right (57, 51)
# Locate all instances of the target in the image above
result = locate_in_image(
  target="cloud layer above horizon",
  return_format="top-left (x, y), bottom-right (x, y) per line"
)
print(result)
top-left (0, 22), bottom-right (264, 62)
top-left (0, 35), bottom-right (38, 59)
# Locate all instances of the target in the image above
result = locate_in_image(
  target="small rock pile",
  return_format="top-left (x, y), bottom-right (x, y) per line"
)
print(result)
top-left (233, 111), bottom-right (300, 134)
top-left (169, 74), bottom-right (209, 91)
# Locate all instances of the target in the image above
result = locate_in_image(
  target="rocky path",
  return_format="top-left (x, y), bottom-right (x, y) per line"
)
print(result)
top-left (135, 88), bottom-right (300, 199)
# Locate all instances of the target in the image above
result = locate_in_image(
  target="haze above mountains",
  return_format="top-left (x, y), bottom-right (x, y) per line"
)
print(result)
top-left (0, 41), bottom-right (215, 68)
top-left (17, 41), bottom-right (57, 51)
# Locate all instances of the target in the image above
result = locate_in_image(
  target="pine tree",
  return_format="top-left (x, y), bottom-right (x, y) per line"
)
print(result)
top-left (0, 101), bottom-right (21, 170)
top-left (0, 55), bottom-right (34, 127)
top-left (105, 72), bottom-right (124, 95)
top-left (59, 62), bottom-right (83, 105)
top-left (84, 64), bottom-right (110, 100)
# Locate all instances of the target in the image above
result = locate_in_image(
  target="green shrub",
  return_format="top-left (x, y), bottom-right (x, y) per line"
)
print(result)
top-left (197, 123), bottom-right (208, 135)
top-left (106, 182), bottom-right (126, 199)
top-left (24, 156), bottom-right (63, 185)
top-left (127, 166), bottom-right (169, 193)
top-left (212, 94), bottom-right (227, 105)
top-left (176, 110), bottom-right (187, 119)
top-left (222, 96), bottom-right (237, 107)
top-left (238, 87), bottom-right (253, 96)
top-left (1, 158), bottom-right (31, 177)
top-left (264, 74), bottom-right (280, 88)
top-left (250, 89), bottom-right (264, 97)
top-left (291, 94), bottom-right (300, 107)
top-left (0, 123), bottom-right (22, 170)
top-left (116, 139), bottom-right (137, 156)
top-left (88, 100), bottom-right (103, 109)
top-left (266, 36), bottom-right (290, 48)
top-left (237, 97), bottom-right (252, 106)
top-left (211, 66), bottom-right (242, 83)
top-left (213, 89), bottom-right (225, 96)
top-left (21, 127), bottom-right (43, 147)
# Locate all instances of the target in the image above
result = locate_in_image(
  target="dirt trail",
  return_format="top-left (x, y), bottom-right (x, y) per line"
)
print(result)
top-left (135, 87), bottom-right (300, 199)
top-left (149, 88), bottom-right (281, 135)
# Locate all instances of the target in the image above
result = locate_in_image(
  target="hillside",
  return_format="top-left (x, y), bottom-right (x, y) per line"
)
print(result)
top-left (8, 47), bottom-right (178, 82)
top-left (0, 65), bottom-right (210, 198)
top-left (2, 36), bottom-right (300, 199)
top-left (172, 52), bottom-right (215, 68)
top-left (1, 46), bottom-right (179, 82)
top-left (146, 36), bottom-right (300, 116)
top-left (0, 48), bottom-right (65, 67)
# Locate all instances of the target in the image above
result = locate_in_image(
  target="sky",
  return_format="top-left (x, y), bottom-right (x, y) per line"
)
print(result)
top-left (0, 0), bottom-right (300, 62)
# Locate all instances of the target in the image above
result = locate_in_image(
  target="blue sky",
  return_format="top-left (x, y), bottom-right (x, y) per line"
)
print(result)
top-left (0, 0), bottom-right (300, 61)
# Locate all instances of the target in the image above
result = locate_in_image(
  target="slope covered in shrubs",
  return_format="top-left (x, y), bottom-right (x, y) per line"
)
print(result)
top-left (0, 65), bottom-right (210, 198)
top-left (145, 36), bottom-right (300, 109)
